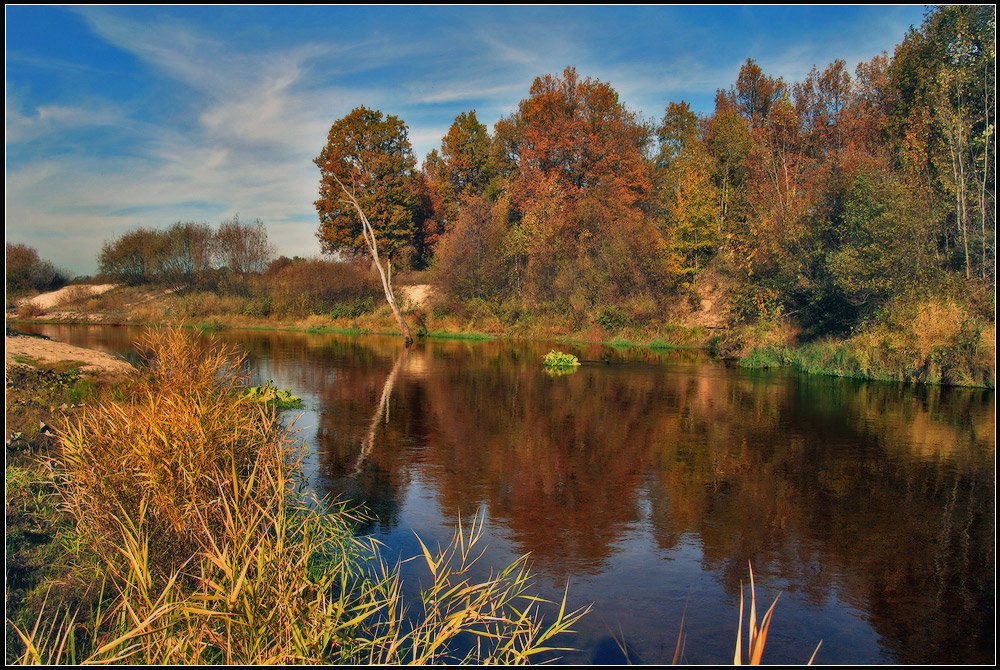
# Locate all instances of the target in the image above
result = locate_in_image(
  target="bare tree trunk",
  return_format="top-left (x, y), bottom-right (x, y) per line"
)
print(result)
top-left (335, 177), bottom-right (414, 346)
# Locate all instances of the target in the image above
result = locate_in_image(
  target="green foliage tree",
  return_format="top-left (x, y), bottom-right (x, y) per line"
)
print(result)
top-left (439, 111), bottom-right (495, 212)
top-left (314, 107), bottom-right (422, 265)
top-left (891, 5), bottom-right (995, 282)
top-left (826, 171), bottom-right (938, 309)
top-left (656, 102), bottom-right (721, 276)
top-left (706, 99), bottom-right (752, 232)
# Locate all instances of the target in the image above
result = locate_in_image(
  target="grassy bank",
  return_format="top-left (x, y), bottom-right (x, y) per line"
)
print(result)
top-left (6, 329), bottom-right (587, 664)
top-left (736, 298), bottom-right (996, 388)
top-left (5, 358), bottom-right (111, 662)
top-left (13, 279), bottom-right (995, 388)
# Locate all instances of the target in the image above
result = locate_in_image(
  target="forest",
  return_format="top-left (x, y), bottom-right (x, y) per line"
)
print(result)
top-left (314, 5), bottom-right (994, 344)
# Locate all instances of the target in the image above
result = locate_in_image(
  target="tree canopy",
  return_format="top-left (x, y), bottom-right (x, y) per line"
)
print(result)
top-left (314, 106), bottom-right (422, 263)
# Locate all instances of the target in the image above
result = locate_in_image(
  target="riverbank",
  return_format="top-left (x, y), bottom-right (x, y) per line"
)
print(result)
top-left (8, 281), bottom-right (995, 388)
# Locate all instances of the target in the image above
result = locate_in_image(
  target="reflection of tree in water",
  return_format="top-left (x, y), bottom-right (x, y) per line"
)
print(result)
top-left (416, 355), bottom-right (667, 575)
top-left (642, 374), bottom-right (994, 664)
top-left (210, 329), bottom-right (993, 663)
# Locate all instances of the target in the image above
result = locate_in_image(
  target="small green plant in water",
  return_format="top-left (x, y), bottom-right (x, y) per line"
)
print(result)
top-left (543, 350), bottom-right (580, 369)
top-left (242, 380), bottom-right (303, 410)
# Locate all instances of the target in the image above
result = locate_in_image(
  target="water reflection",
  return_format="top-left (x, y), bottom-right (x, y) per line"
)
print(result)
top-left (18, 324), bottom-right (995, 664)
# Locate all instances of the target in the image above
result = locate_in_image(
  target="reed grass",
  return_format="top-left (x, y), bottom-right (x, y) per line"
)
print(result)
top-left (12, 327), bottom-right (587, 665)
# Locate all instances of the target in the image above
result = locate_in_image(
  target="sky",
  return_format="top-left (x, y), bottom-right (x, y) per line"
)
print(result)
top-left (6, 5), bottom-right (930, 277)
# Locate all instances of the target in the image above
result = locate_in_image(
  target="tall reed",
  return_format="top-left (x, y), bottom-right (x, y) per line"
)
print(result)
top-left (14, 327), bottom-right (587, 664)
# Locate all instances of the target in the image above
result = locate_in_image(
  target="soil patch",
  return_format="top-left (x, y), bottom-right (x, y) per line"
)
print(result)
top-left (399, 284), bottom-right (434, 309)
top-left (21, 284), bottom-right (117, 310)
top-left (5, 334), bottom-right (134, 375)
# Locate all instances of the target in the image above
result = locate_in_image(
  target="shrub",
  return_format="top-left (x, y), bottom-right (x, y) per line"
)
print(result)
top-left (267, 257), bottom-right (380, 317)
top-left (58, 328), bottom-right (275, 574)
top-left (597, 305), bottom-right (630, 332)
top-left (15, 300), bottom-right (45, 319)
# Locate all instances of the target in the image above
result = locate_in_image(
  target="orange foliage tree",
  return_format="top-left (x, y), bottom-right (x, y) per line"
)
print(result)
top-left (494, 67), bottom-right (672, 310)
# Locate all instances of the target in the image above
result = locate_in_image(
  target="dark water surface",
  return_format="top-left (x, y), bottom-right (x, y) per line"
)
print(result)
top-left (19, 324), bottom-right (996, 664)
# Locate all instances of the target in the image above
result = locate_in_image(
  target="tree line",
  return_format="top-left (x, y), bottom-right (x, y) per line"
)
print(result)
top-left (97, 215), bottom-right (273, 286)
top-left (5, 243), bottom-right (69, 297)
top-left (315, 5), bottom-right (995, 339)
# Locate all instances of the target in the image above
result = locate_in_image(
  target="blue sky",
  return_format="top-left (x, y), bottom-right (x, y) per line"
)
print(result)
top-left (6, 5), bottom-right (929, 276)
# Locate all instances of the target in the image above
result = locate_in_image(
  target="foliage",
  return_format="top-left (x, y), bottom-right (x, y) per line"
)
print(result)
top-left (494, 67), bottom-right (674, 308)
top-left (6, 243), bottom-right (68, 297)
top-left (265, 256), bottom-right (381, 318)
top-left (11, 328), bottom-right (588, 665)
top-left (657, 102), bottom-right (721, 276)
top-left (422, 110), bottom-right (497, 242)
top-left (543, 350), bottom-right (580, 369)
top-left (215, 214), bottom-right (274, 275)
top-left (738, 294), bottom-right (995, 387)
top-left (242, 380), bottom-right (304, 410)
top-left (314, 106), bottom-right (422, 265)
top-left (5, 354), bottom-right (109, 663)
top-left (431, 196), bottom-right (512, 302)
top-left (98, 217), bottom-right (271, 286)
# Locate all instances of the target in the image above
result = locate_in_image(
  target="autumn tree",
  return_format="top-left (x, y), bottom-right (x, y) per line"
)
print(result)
top-left (98, 228), bottom-right (161, 285)
top-left (315, 107), bottom-right (420, 344)
top-left (705, 97), bottom-right (752, 233)
top-left (314, 107), bottom-right (422, 266)
top-left (656, 102), bottom-right (720, 276)
top-left (164, 221), bottom-right (216, 283)
top-left (494, 67), bottom-right (670, 309)
top-left (432, 196), bottom-right (510, 301)
top-left (794, 59), bottom-right (853, 157)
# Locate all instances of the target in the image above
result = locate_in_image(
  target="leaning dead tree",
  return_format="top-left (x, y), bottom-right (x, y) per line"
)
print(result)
top-left (334, 175), bottom-right (413, 346)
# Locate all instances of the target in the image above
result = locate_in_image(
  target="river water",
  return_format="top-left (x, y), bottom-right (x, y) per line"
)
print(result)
top-left (18, 324), bottom-right (996, 664)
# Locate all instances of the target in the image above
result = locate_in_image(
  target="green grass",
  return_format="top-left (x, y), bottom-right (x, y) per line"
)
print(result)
top-left (422, 330), bottom-right (494, 341)
top-left (738, 346), bottom-right (791, 369)
top-left (606, 337), bottom-right (636, 349)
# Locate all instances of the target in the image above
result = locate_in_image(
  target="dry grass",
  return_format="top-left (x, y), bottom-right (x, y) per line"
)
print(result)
top-left (12, 327), bottom-right (587, 665)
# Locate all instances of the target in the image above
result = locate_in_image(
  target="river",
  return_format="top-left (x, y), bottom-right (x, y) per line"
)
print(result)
top-left (17, 324), bottom-right (996, 664)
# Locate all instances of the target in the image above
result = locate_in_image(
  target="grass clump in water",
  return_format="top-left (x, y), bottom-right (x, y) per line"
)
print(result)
top-left (12, 327), bottom-right (588, 664)
top-left (242, 380), bottom-right (304, 410)
top-left (543, 350), bottom-right (580, 369)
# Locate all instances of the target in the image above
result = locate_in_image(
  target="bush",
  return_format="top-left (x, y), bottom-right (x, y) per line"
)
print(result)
top-left (58, 328), bottom-right (276, 574)
top-left (596, 305), bottom-right (630, 332)
top-left (267, 257), bottom-right (381, 317)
